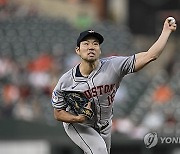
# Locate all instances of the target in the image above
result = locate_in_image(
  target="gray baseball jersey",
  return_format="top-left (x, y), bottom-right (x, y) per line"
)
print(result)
top-left (51, 55), bottom-right (135, 154)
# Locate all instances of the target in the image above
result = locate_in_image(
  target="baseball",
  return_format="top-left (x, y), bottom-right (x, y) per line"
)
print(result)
top-left (167, 17), bottom-right (176, 25)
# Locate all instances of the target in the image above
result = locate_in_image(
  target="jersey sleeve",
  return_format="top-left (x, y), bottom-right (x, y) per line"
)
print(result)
top-left (51, 69), bottom-right (73, 110)
top-left (111, 55), bottom-right (136, 77)
top-left (51, 81), bottom-right (67, 110)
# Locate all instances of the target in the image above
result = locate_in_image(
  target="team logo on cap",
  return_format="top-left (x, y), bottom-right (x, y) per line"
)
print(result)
top-left (88, 30), bottom-right (94, 33)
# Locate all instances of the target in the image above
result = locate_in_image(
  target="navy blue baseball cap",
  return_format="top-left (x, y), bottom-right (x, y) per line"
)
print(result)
top-left (77, 30), bottom-right (104, 47)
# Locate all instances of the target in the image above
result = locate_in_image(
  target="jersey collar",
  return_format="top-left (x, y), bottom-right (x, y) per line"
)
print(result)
top-left (72, 61), bottom-right (102, 82)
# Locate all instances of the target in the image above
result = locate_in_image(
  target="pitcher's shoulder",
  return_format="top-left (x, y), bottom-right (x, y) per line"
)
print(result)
top-left (59, 67), bottom-right (75, 83)
top-left (100, 56), bottom-right (120, 64)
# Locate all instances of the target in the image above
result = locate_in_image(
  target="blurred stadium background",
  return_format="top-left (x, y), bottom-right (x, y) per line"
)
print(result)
top-left (0, 0), bottom-right (180, 154)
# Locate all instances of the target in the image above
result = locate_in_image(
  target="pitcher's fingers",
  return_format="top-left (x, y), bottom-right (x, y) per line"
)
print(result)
top-left (86, 102), bottom-right (91, 109)
top-left (170, 23), bottom-right (177, 31)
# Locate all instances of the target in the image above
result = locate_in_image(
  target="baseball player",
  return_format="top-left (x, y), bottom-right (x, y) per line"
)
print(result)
top-left (51, 17), bottom-right (177, 154)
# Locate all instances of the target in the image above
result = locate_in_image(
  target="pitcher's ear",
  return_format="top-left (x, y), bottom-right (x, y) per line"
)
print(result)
top-left (75, 46), bottom-right (80, 54)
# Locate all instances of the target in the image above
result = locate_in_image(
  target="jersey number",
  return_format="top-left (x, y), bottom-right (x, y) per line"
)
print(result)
top-left (107, 89), bottom-right (116, 105)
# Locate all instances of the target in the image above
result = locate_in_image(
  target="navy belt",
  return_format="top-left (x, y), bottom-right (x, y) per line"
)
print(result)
top-left (94, 121), bottom-right (109, 133)
top-left (100, 121), bottom-right (109, 130)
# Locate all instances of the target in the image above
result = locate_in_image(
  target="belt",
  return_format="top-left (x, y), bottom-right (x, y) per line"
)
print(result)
top-left (94, 121), bottom-right (109, 133)
top-left (100, 121), bottom-right (109, 130)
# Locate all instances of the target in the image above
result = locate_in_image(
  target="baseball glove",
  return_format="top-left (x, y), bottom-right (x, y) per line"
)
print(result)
top-left (62, 91), bottom-right (94, 119)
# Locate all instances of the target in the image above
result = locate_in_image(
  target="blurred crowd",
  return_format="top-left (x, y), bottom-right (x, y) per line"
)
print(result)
top-left (0, 0), bottom-right (180, 140)
top-left (0, 53), bottom-right (59, 121)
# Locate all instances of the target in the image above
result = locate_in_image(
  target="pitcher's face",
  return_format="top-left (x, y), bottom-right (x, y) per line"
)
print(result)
top-left (76, 37), bottom-right (101, 63)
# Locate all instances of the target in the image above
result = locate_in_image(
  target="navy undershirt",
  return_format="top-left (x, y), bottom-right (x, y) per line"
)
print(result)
top-left (75, 64), bottom-right (83, 77)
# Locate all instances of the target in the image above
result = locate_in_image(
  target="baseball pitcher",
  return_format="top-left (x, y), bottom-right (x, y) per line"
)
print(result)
top-left (51, 17), bottom-right (177, 154)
